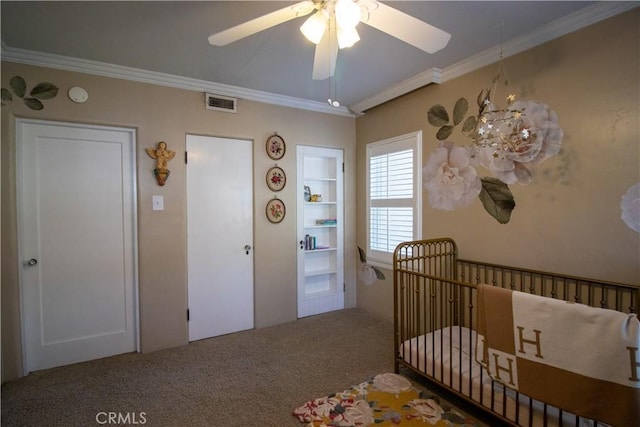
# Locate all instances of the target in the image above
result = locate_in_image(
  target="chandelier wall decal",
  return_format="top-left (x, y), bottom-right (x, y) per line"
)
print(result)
top-left (423, 64), bottom-right (564, 224)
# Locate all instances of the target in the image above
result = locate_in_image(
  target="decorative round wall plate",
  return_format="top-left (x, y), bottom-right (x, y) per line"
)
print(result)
top-left (266, 198), bottom-right (286, 223)
top-left (266, 134), bottom-right (286, 160)
top-left (266, 166), bottom-right (286, 191)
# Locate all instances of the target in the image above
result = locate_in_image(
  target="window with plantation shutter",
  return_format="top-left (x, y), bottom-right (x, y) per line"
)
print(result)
top-left (366, 131), bottom-right (422, 267)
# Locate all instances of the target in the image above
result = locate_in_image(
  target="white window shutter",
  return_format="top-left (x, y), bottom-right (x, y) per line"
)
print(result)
top-left (366, 132), bottom-right (422, 266)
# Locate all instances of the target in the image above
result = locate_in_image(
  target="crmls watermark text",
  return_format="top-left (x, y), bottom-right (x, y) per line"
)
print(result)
top-left (95, 412), bottom-right (147, 425)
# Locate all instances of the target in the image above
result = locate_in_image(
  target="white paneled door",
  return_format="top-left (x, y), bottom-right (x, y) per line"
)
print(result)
top-left (186, 135), bottom-right (254, 341)
top-left (18, 119), bottom-right (138, 373)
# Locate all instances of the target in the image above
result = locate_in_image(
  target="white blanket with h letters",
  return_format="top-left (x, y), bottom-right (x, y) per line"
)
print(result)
top-left (475, 284), bottom-right (640, 426)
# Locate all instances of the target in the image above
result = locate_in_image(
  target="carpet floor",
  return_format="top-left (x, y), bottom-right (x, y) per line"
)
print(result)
top-left (1, 308), bottom-right (492, 427)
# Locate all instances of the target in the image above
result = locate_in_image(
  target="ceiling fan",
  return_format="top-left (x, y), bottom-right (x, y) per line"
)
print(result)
top-left (208, 0), bottom-right (451, 81)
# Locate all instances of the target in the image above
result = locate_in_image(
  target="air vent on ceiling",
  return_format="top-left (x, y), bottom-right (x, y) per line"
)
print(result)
top-left (205, 93), bottom-right (237, 113)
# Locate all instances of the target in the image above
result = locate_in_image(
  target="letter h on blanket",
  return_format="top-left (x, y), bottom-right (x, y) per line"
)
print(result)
top-left (475, 284), bottom-right (640, 427)
top-left (629, 346), bottom-right (640, 382)
top-left (516, 326), bottom-right (543, 358)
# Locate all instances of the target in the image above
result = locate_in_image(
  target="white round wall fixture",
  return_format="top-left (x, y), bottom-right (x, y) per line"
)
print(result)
top-left (68, 86), bottom-right (88, 103)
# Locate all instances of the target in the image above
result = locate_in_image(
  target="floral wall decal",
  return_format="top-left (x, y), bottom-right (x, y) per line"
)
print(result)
top-left (621, 182), bottom-right (640, 233)
top-left (423, 140), bottom-right (481, 211)
top-left (1, 75), bottom-right (58, 110)
top-left (357, 246), bottom-right (385, 285)
top-left (424, 67), bottom-right (563, 223)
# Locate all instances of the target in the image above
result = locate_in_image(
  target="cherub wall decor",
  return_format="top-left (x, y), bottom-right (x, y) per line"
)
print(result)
top-left (145, 141), bottom-right (176, 186)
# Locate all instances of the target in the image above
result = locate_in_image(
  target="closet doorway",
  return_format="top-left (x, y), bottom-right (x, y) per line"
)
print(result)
top-left (18, 119), bottom-right (138, 373)
top-left (296, 145), bottom-right (344, 318)
top-left (186, 135), bottom-right (254, 341)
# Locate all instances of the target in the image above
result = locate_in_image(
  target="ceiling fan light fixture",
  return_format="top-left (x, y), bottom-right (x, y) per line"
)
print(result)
top-left (335, 0), bottom-right (361, 30)
top-left (337, 26), bottom-right (360, 49)
top-left (300, 10), bottom-right (328, 45)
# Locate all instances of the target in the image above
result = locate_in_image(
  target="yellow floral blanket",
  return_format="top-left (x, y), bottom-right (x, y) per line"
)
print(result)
top-left (293, 373), bottom-right (481, 426)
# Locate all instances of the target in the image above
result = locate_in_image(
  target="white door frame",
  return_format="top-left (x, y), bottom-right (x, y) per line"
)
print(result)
top-left (297, 145), bottom-right (344, 318)
top-left (16, 118), bottom-right (140, 375)
top-left (186, 134), bottom-right (254, 341)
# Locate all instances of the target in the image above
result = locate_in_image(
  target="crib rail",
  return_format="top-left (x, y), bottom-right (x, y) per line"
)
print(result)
top-left (457, 258), bottom-right (639, 316)
top-left (393, 238), bottom-right (639, 427)
top-left (393, 238), bottom-right (459, 337)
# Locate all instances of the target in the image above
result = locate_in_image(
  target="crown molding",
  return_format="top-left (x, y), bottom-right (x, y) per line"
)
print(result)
top-left (1, 2), bottom-right (635, 117)
top-left (349, 67), bottom-right (442, 114)
top-left (351, 1), bottom-right (638, 113)
top-left (0, 45), bottom-right (356, 118)
top-left (440, 1), bottom-right (638, 83)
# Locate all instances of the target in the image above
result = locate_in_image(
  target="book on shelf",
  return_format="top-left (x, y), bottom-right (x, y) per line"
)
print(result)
top-left (315, 219), bottom-right (337, 225)
top-left (304, 234), bottom-right (331, 250)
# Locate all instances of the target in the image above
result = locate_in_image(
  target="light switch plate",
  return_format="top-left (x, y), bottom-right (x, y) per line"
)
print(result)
top-left (152, 195), bottom-right (164, 211)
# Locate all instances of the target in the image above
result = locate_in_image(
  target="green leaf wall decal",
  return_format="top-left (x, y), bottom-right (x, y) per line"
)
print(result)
top-left (357, 246), bottom-right (367, 263)
top-left (10, 76), bottom-right (26, 98)
top-left (479, 177), bottom-right (515, 224)
top-left (436, 125), bottom-right (453, 140)
top-left (30, 82), bottom-right (59, 100)
top-left (23, 98), bottom-right (44, 110)
top-left (2, 76), bottom-right (59, 110)
top-left (427, 105), bottom-right (449, 127)
top-left (373, 267), bottom-right (385, 280)
top-left (1, 88), bottom-right (13, 102)
top-left (452, 98), bottom-right (468, 125)
top-left (462, 116), bottom-right (477, 133)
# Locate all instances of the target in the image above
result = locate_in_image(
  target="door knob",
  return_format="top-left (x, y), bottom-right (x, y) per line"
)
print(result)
top-left (244, 245), bottom-right (252, 255)
top-left (25, 258), bottom-right (38, 266)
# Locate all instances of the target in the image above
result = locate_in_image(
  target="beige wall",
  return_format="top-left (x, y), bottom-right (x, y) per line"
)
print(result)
top-left (356, 10), bottom-right (640, 322)
top-left (1, 64), bottom-right (357, 381)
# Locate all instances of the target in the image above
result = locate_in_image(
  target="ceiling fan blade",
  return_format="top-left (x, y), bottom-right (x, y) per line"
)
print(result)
top-left (361, 2), bottom-right (451, 54)
top-left (312, 31), bottom-right (338, 80)
top-left (208, 1), bottom-right (315, 46)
